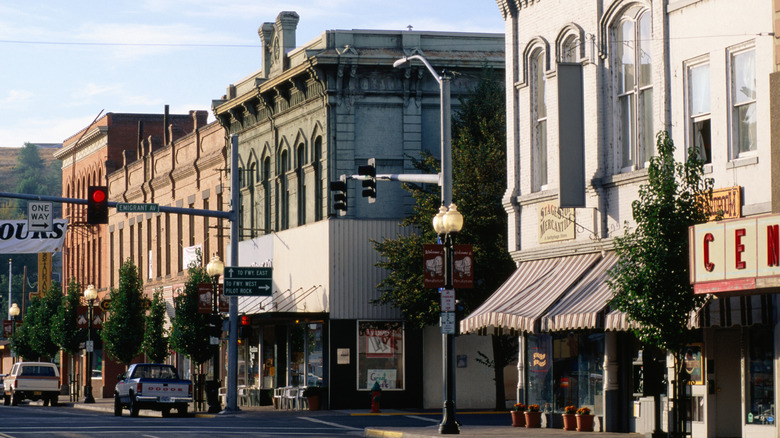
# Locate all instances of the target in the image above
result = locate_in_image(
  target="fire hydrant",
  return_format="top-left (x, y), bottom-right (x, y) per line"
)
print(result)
top-left (370, 381), bottom-right (382, 413)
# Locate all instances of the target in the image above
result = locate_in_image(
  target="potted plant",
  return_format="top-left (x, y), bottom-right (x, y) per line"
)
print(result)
top-left (524, 403), bottom-right (542, 428)
top-left (576, 406), bottom-right (594, 432)
top-left (563, 405), bottom-right (577, 430)
top-left (511, 403), bottom-right (526, 427)
top-left (302, 385), bottom-right (325, 411)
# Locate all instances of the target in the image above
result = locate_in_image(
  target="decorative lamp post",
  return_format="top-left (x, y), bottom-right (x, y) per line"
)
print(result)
top-left (433, 203), bottom-right (463, 434)
top-left (9, 302), bottom-right (19, 364)
top-left (83, 284), bottom-right (97, 404)
top-left (206, 255), bottom-right (225, 413)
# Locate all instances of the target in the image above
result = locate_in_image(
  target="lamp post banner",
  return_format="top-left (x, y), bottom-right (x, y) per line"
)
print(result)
top-left (0, 219), bottom-right (67, 253)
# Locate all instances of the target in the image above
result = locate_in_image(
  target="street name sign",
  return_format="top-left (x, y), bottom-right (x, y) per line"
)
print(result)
top-left (117, 203), bottom-right (159, 213)
top-left (224, 267), bottom-right (273, 296)
top-left (28, 201), bottom-right (53, 232)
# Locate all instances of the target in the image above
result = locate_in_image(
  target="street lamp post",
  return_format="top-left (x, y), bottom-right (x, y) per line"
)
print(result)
top-left (433, 204), bottom-right (463, 434)
top-left (9, 303), bottom-right (19, 364)
top-left (83, 284), bottom-right (97, 404)
top-left (206, 255), bottom-right (225, 414)
top-left (395, 53), bottom-right (459, 435)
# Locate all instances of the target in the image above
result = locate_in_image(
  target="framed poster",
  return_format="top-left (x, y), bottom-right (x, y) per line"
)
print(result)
top-left (683, 343), bottom-right (703, 385)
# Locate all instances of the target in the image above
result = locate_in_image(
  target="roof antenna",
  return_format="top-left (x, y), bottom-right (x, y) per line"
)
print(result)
top-left (406, 25), bottom-right (413, 31)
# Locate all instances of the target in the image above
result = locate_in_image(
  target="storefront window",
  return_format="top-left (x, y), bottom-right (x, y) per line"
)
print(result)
top-left (289, 324), bottom-right (306, 386)
top-left (358, 321), bottom-right (404, 390)
top-left (307, 323), bottom-right (324, 387)
top-left (262, 326), bottom-right (276, 388)
top-left (527, 333), bottom-right (553, 410)
top-left (552, 333), bottom-right (604, 415)
top-left (526, 332), bottom-right (604, 415)
top-left (747, 326), bottom-right (774, 424)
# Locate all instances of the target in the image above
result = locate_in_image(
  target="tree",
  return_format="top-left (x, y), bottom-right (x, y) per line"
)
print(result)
top-left (52, 279), bottom-right (87, 354)
top-left (142, 288), bottom-right (170, 363)
top-left (170, 261), bottom-right (217, 366)
top-left (11, 282), bottom-right (61, 361)
top-left (374, 71), bottom-right (516, 410)
top-left (607, 131), bottom-right (715, 437)
top-left (102, 259), bottom-right (146, 365)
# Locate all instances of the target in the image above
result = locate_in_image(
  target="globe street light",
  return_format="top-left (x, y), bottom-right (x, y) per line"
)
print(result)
top-left (433, 203), bottom-right (463, 435)
top-left (9, 303), bottom-right (19, 364)
top-left (206, 255), bottom-right (225, 413)
top-left (83, 284), bottom-right (98, 404)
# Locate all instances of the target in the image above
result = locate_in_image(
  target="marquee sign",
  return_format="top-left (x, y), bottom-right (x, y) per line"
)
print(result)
top-left (689, 213), bottom-right (780, 294)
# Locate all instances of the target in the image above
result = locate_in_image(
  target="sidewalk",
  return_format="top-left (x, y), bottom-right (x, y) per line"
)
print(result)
top-left (58, 396), bottom-right (645, 438)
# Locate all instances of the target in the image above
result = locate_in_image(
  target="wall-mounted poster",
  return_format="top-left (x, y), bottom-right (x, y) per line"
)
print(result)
top-left (683, 344), bottom-right (703, 385)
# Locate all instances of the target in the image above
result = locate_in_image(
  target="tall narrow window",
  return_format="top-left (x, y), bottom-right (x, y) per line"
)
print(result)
top-left (615, 9), bottom-right (653, 170)
top-left (297, 144), bottom-right (306, 226)
top-left (531, 49), bottom-right (548, 191)
top-left (689, 63), bottom-right (711, 163)
top-left (263, 158), bottom-right (271, 232)
top-left (280, 150), bottom-right (289, 230)
top-left (314, 137), bottom-right (323, 221)
top-left (731, 49), bottom-right (756, 156)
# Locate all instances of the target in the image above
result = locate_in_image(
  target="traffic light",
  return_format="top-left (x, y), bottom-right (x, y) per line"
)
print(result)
top-left (358, 158), bottom-right (376, 203)
top-left (330, 176), bottom-right (348, 215)
top-left (239, 315), bottom-right (251, 338)
top-left (87, 186), bottom-right (109, 225)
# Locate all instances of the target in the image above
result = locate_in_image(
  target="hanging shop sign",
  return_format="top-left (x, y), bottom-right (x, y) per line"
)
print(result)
top-left (538, 201), bottom-right (575, 244)
top-left (0, 219), bottom-right (67, 253)
top-left (708, 186), bottom-right (741, 220)
top-left (690, 213), bottom-right (780, 294)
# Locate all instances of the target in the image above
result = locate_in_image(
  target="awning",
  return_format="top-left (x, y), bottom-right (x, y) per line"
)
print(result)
top-left (460, 253), bottom-right (601, 334)
top-left (541, 252), bottom-right (619, 332)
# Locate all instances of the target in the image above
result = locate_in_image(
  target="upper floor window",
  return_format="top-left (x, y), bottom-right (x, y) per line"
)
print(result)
top-left (531, 49), bottom-right (548, 192)
top-left (688, 62), bottom-right (711, 163)
top-left (730, 47), bottom-right (756, 157)
top-left (615, 8), bottom-right (653, 171)
top-left (560, 34), bottom-right (580, 63)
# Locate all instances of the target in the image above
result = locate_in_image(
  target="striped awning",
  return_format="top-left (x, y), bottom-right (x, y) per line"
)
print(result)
top-left (460, 253), bottom-right (601, 334)
top-left (542, 252), bottom-right (619, 331)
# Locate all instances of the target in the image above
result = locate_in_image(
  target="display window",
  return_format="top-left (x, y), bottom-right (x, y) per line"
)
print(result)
top-left (747, 326), bottom-right (774, 424)
top-left (357, 321), bottom-right (404, 390)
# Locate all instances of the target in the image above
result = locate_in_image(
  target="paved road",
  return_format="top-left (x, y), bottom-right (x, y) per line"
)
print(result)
top-left (0, 396), bottom-right (645, 437)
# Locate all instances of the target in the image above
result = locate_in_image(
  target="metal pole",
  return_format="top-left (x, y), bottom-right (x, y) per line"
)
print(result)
top-left (7, 259), bottom-right (11, 320)
top-left (439, 233), bottom-right (459, 434)
top-left (84, 299), bottom-right (95, 403)
top-left (225, 134), bottom-right (240, 413)
top-left (208, 275), bottom-right (220, 413)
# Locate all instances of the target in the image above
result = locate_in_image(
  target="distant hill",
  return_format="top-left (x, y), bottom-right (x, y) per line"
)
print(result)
top-left (0, 144), bottom-right (61, 198)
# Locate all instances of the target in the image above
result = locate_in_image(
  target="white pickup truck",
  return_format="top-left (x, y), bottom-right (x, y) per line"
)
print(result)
top-left (114, 363), bottom-right (192, 417)
top-left (3, 362), bottom-right (61, 406)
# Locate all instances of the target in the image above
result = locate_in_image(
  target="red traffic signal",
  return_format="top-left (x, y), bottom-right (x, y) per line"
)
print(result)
top-left (240, 315), bottom-right (251, 326)
top-left (87, 186), bottom-right (109, 225)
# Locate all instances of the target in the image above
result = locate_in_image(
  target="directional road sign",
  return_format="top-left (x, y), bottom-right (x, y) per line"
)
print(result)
top-left (117, 203), bottom-right (159, 213)
top-left (28, 201), bottom-right (53, 232)
top-left (224, 266), bottom-right (273, 296)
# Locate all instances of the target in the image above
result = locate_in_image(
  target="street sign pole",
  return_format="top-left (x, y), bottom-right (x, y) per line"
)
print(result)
top-left (226, 134), bottom-right (240, 414)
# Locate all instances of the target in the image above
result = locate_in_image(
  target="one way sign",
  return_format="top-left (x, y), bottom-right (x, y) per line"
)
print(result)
top-left (28, 201), bottom-right (53, 232)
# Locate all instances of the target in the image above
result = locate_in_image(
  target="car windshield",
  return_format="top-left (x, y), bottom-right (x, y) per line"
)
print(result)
top-left (132, 365), bottom-right (178, 380)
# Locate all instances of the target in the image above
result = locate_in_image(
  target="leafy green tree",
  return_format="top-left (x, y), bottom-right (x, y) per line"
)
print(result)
top-left (170, 262), bottom-right (217, 366)
top-left (102, 260), bottom-right (146, 365)
top-left (374, 71), bottom-right (516, 410)
top-left (607, 132), bottom-right (715, 436)
top-left (142, 288), bottom-right (170, 363)
top-left (52, 279), bottom-right (86, 354)
top-left (11, 282), bottom-right (61, 361)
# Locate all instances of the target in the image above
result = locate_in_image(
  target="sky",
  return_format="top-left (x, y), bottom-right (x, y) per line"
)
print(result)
top-left (0, 1), bottom-right (504, 148)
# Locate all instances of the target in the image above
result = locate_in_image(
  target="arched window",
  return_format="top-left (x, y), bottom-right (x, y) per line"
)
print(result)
top-left (279, 150), bottom-right (289, 230)
top-left (297, 143), bottom-right (306, 226)
top-left (313, 137), bottom-right (323, 221)
top-left (530, 48), bottom-right (548, 192)
top-left (263, 157), bottom-right (271, 232)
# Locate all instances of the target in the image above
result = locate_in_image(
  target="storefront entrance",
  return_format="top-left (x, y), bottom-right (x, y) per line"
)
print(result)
top-left (713, 328), bottom-right (741, 437)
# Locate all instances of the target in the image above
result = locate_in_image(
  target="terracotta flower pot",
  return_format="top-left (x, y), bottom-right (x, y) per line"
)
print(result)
top-left (562, 413), bottom-right (577, 430)
top-left (576, 414), bottom-right (594, 432)
top-left (524, 410), bottom-right (542, 428)
top-left (511, 410), bottom-right (526, 427)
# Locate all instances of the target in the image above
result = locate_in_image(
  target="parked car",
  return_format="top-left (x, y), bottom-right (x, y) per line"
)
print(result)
top-left (3, 362), bottom-right (60, 406)
top-left (114, 363), bottom-right (192, 417)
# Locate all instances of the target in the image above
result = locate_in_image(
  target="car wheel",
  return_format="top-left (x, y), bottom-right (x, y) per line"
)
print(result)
top-left (114, 395), bottom-right (122, 416)
top-left (43, 397), bottom-right (49, 407)
top-left (129, 394), bottom-right (140, 417)
top-left (177, 404), bottom-right (188, 417)
top-left (11, 392), bottom-right (20, 406)
top-left (50, 394), bottom-right (58, 407)
top-left (3, 395), bottom-right (9, 406)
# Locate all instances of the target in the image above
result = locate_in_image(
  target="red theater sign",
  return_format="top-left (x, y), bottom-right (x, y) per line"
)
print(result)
top-left (689, 213), bottom-right (780, 294)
